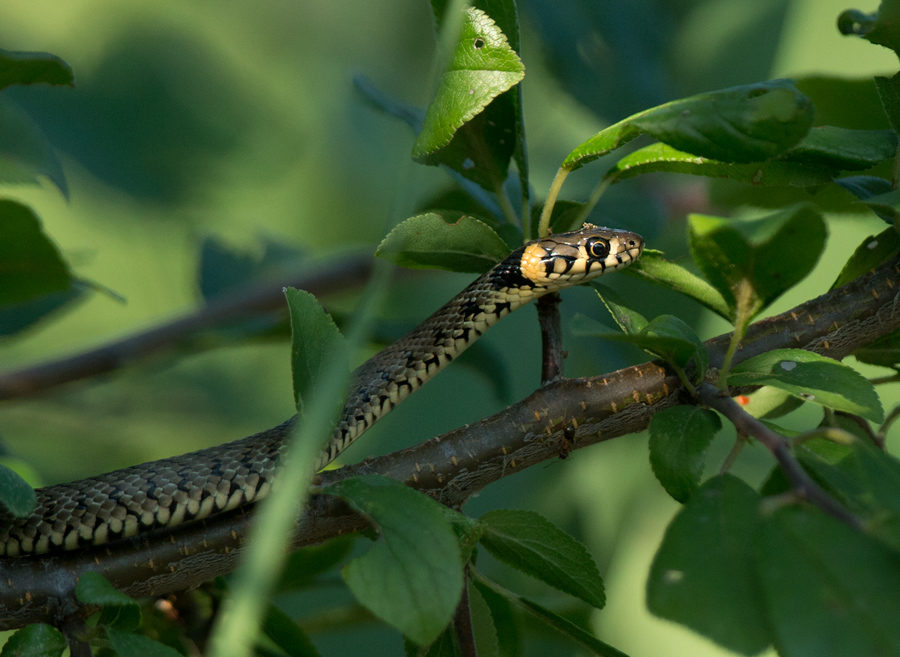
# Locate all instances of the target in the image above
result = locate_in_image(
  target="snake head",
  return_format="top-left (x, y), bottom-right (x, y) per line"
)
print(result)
top-left (520, 223), bottom-right (644, 289)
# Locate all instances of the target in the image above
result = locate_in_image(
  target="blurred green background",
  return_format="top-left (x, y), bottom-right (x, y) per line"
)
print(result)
top-left (0, 0), bottom-right (897, 655)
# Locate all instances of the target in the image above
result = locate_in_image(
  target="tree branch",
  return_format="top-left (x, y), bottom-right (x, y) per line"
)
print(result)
top-left (1, 256), bottom-right (899, 630)
top-left (536, 293), bottom-right (564, 384)
top-left (0, 253), bottom-right (374, 401)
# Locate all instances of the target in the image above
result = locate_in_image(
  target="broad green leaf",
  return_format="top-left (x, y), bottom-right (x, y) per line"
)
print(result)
top-left (854, 327), bottom-right (900, 367)
top-left (590, 282), bottom-right (648, 335)
top-left (106, 628), bottom-right (183, 657)
top-left (728, 349), bottom-right (884, 422)
top-left (413, 7), bottom-right (525, 189)
top-left (571, 314), bottom-right (698, 367)
top-left (608, 141), bottom-right (838, 187)
top-left (832, 227), bottom-right (900, 289)
top-left (284, 288), bottom-right (348, 420)
top-left (435, 505), bottom-right (483, 564)
top-left (0, 48), bottom-right (73, 90)
top-left (689, 205), bottom-right (826, 320)
top-left (0, 98), bottom-right (68, 196)
top-left (472, 575), bottom-right (628, 657)
top-left (262, 604), bottom-right (321, 657)
top-left (795, 76), bottom-right (890, 131)
top-left (859, 189), bottom-right (900, 225)
top-left (563, 80), bottom-right (813, 171)
top-left (0, 463), bottom-right (36, 518)
top-left (324, 475), bottom-right (463, 646)
top-left (647, 475), bottom-right (771, 656)
top-left (782, 126), bottom-right (897, 170)
top-left (275, 535), bottom-right (355, 593)
top-left (75, 572), bottom-right (141, 632)
top-left (0, 283), bottom-right (84, 337)
top-left (621, 250), bottom-right (731, 320)
top-left (0, 200), bottom-right (72, 307)
top-left (0, 624), bottom-right (66, 657)
top-left (472, 578), bottom-right (521, 657)
top-left (755, 506), bottom-right (900, 657)
top-left (874, 72), bottom-right (900, 133)
top-left (835, 175), bottom-right (893, 200)
top-left (839, 7), bottom-right (900, 59)
top-left (469, 582), bottom-right (500, 657)
top-left (479, 509), bottom-right (605, 609)
top-left (648, 407), bottom-right (722, 503)
top-left (376, 212), bottom-right (511, 273)
top-left (641, 315), bottom-right (707, 374)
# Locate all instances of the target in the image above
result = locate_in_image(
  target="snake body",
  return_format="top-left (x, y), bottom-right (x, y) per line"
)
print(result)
top-left (0, 224), bottom-right (642, 556)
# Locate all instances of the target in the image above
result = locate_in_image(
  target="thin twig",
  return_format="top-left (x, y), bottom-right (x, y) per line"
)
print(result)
top-left (697, 383), bottom-right (861, 528)
top-left (837, 411), bottom-right (885, 449)
top-left (453, 577), bottom-right (477, 657)
top-left (536, 293), bottom-right (565, 384)
top-left (61, 614), bottom-right (93, 657)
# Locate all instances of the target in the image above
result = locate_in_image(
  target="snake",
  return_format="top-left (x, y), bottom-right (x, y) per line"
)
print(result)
top-left (0, 224), bottom-right (642, 557)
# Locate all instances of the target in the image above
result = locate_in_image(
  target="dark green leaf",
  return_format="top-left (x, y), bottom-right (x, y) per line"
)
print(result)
top-left (0, 283), bottom-right (85, 337)
top-left (689, 205), bottom-right (826, 320)
top-left (859, 189), bottom-right (900, 224)
top-left (835, 175), bottom-right (893, 200)
top-left (729, 349), bottom-right (884, 422)
top-left (839, 7), bottom-right (900, 60)
top-left (795, 76), bottom-right (890, 131)
top-left (755, 506), bottom-right (900, 657)
top-left (284, 287), bottom-right (348, 420)
top-left (354, 74), bottom-right (425, 131)
top-left (647, 475), bottom-right (771, 655)
top-left (471, 579), bottom-right (520, 657)
top-left (479, 509), bottom-right (605, 609)
top-left (75, 572), bottom-right (141, 632)
top-left (376, 212), bottom-right (511, 273)
top-left (407, 627), bottom-right (456, 657)
top-left (262, 604), bottom-right (321, 657)
top-left (275, 535), bottom-right (355, 593)
top-left (106, 628), bottom-right (182, 657)
top-left (0, 624), bottom-right (66, 657)
top-left (571, 314), bottom-right (698, 367)
top-left (854, 327), bottom-right (900, 367)
top-left (324, 475), bottom-right (463, 646)
top-left (469, 582), bottom-right (500, 657)
top-left (589, 282), bottom-right (648, 335)
top-left (874, 72), bottom-right (900, 133)
top-left (530, 200), bottom-right (586, 239)
top-left (0, 463), bottom-right (36, 518)
top-left (621, 250), bottom-right (731, 321)
top-left (0, 98), bottom-right (68, 196)
top-left (832, 227), bottom-right (900, 289)
top-left (0, 48), bottom-right (73, 90)
top-left (641, 315), bottom-right (707, 373)
top-left (563, 80), bottom-right (813, 171)
top-left (199, 237), bottom-right (303, 301)
top-left (0, 200), bottom-right (72, 307)
top-left (413, 7), bottom-right (525, 189)
top-left (782, 126), bottom-right (897, 170)
top-left (648, 407), bottom-right (722, 503)
top-left (472, 575), bottom-right (628, 657)
top-left (435, 505), bottom-right (483, 564)
top-left (608, 142), bottom-right (838, 187)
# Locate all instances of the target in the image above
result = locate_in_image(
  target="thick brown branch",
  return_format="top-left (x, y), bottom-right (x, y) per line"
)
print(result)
top-left (536, 293), bottom-right (564, 383)
top-left (0, 254), bottom-right (374, 401)
top-left (1, 257), bottom-right (899, 630)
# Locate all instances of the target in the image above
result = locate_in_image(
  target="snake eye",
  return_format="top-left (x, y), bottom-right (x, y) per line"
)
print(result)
top-left (586, 237), bottom-right (610, 259)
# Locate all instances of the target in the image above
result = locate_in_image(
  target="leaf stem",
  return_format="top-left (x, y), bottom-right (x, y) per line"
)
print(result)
top-left (495, 182), bottom-right (520, 229)
top-left (717, 313), bottom-right (748, 390)
top-left (574, 174), bottom-right (617, 227)
top-left (537, 167), bottom-right (570, 237)
top-left (718, 434), bottom-right (746, 474)
top-left (453, 577), bottom-right (478, 657)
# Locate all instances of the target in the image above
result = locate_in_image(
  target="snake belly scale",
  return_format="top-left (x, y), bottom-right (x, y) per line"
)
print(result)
top-left (0, 224), bottom-right (643, 556)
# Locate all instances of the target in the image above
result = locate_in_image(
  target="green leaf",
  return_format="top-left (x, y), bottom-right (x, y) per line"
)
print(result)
top-left (571, 314), bottom-right (698, 367)
top-left (689, 204), bottom-right (826, 320)
top-left (854, 327), bottom-right (900, 367)
top-left (324, 475), bottom-right (463, 646)
top-left (859, 189), bottom-right (900, 224)
top-left (647, 475), bottom-right (771, 655)
top-left (262, 604), bottom-right (321, 657)
top-left (275, 535), bottom-right (355, 593)
top-left (835, 175), bottom-right (893, 201)
top-left (0, 48), bottom-right (74, 90)
top-left (832, 227), bottom-right (900, 289)
top-left (284, 288), bottom-right (348, 420)
top-left (530, 199), bottom-right (586, 239)
top-left (0, 624), bottom-right (67, 657)
top-left (472, 575), bottom-right (628, 657)
top-left (874, 72), bottom-right (900, 133)
top-left (783, 126), bottom-right (897, 170)
top-left (755, 506), bottom-right (900, 657)
top-left (649, 407), bottom-right (722, 503)
top-left (106, 627), bottom-right (183, 657)
top-left (839, 7), bottom-right (900, 59)
top-left (0, 283), bottom-right (85, 337)
top-left (413, 6), bottom-right (525, 190)
top-left (739, 386), bottom-right (804, 419)
top-left (479, 509), bottom-right (605, 609)
top-left (563, 80), bottom-right (813, 171)
top-left (376, 212), bottom-right (511, 273)
top-left (0, 98), bottom-right (68, 197)
top-left (620, 250), bottom-right (732, 321)
top-left (75, 572), bottom-right (141, 632)
top-left (0, 462), bottom-right (37, 518)
top-left (471, 578), bottom-right (520, 657)
top-left (589, 282), bottom-right (648, 335)
top-left (729, 349), bottom-right (884, 422)
top-left (469, 582), bottom-right (500, 657)
top-left (0, 200), bottom-right (72, 307)
top-left (642, 315), bottom-right (707, 374)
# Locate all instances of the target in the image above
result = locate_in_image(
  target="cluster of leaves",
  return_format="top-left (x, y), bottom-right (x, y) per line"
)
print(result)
top-left (7, 1), bottom-right (900, 657)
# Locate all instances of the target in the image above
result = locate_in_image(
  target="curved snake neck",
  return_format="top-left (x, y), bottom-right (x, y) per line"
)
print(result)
top-left (0, 225), bottom-right (643, 556)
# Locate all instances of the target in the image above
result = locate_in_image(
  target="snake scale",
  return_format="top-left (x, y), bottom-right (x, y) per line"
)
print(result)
top-left (0, 224), bottom-right (642, 557)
